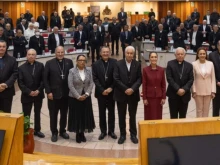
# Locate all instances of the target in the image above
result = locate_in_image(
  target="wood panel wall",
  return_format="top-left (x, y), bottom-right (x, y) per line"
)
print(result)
top-left (158, 1), bottom-right (220, 24)
top-left (0, 1), bottom-right (58, 28)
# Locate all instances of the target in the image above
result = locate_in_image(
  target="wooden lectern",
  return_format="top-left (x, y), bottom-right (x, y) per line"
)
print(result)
top-left (139, 117), bottom-right (220, 165)
top-left (0, 113), bottom-right (23, 165)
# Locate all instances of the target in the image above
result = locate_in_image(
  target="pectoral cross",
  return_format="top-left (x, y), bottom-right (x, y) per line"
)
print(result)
top-left (61, 74), bottom-right (65, 79)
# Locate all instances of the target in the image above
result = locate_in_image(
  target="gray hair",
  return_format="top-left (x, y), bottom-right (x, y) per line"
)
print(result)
top-left (125, 46), bottom-right (135, 53)
top-left (175, 47), bottom-right (186, 55)
top-left (27, 48), bottom-right (37, 55)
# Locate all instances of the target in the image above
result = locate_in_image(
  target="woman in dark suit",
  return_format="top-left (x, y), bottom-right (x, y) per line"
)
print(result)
top-left (142, 52), bottom-right (166, 120)
top-left (68, 55), bottom-right (95, 143)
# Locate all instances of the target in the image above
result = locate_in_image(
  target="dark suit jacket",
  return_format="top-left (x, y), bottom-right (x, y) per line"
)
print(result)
top-left (203, 15), bottom-right (211, 24)
top-left (89, 30), bottom-right (101, 46)
top-left (198, 25), bottom-right (211, 41)
top-left (44, 58), bottom-right (73, 99)
top-left (117, 12), bottom-right (127, 26)
top-left (113, 59), bottom-right (142, 102)
top-left (209, 51), bottom-right (220, 93)
top-left (29, 35), bottom-right (45, 55)
top-left (154, 30), bottom-right (168, 49)
top-left (108, 22), bottom-right (121, 37)
top-left (75, 16), bottom-right (83, 27)
top-left (142, 66), bottom-right (166, 99)
top-left (48, 33), bottom-right (64, 53)
top-left (184, 20), bottom-right (194, 30)
top-left (191, 12), bottom-right (200, 24)
top-left (143, 24), bottom-right (152, 40)
top-left (24, 13), bottom-right (33, 22)
top-left (0, 54), bottom-right (18, 98)
top-left (210, 12), bottom-right (219, 25)
top-left (172, 31), bottom-right (186, 49)
top-left (37, 15), bottom-right (48, 30)
top-left (170, 17), bottom-right (181, 32)
top-left (131, 26), bottom-right (143, 41)
top-left (166, 60), bottom-right (194, 103)
top-left (4, 17), bottom-right (14, 29)
top-left (92, 58), bottom-right (117, 98)
top-left (208, 32), bottom-right (220, 51)
top-left (190, 31), bottom-right (203, 52)
top-left (13, 36), bottom-right (28, 58)
top-left (50, 16), bottom-right (61, 29)
top-left (18, 61), bottom-right (45, 103)
top-left (16, 23), bottom-right (28, 34)
top-left (120, 31), bottom-right (133, 48)
top-left (74, 31), bottom-right (87, 49)
top-left (98, 25), bottom-right (105, 45)
top-left (149, 20), bottom-right (159, 33)
top-left (5, 30), bottom-right (15, 46)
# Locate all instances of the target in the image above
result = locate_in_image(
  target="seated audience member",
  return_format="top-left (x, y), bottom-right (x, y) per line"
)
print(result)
top-left (154, 24), bottom-right (168, 50)
top-left (13, 29), bottom-right (28, 58)
top-left (29, 29), bottom-right (45, 55)
top-left (192, 47), bottom-right (216, 117)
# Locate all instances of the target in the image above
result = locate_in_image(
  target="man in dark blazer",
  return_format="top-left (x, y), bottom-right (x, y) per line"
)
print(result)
top-left (74, 24), bottom-right (87, 50)
top-left (191, 8), bottom-right (200, 25)
top-left (50, 12), bottom-right (61, 29)
top-left (4, 12), bottom-right (13, 29)
top-left (160, 18), bottom-right (169, 34)
top-left (63, 10), bottom-right (73, 28)
top-left (113, 46), bottom-right (142, 144)
top-left (209, 41), bottom-right (220, 116)
top-left (18, 49), bottom-right (45, 138)
top-left (5, 23), bottom-right (14, 46)
top-left (13, 29), bottom-right (28, 58)
top-left (120, 25), bottom-right (133, 59)
top-left (48, 26), bottom-right (64, 53)
top-left (142, 19), bottom-right (152, 40)
top-left (190, 24), bottom-right (203, 52)
top-left (154, 24), bottom-right (168, 50)
top-left (0, 40), bottom-right (18, 113)
top-left (29, 29), bottom-right (45, 55)
top-left (109, 17), bottom-right (121, 55)
top-left (117, 7), bottom-right (127, 29)
top-left (198, 20), bottom-right (211, 42)
top-left (203, 10), bottom-right (211, 25)
top-left (92, 46), bottom-right (117, 140)
top-left (149, 16), bottom-right (159, 34)
top-left (148, 8), bottom-right (155, 19)
top-left (169, 13), bottom-right (181, 32)
top-left (37, 11), bottom-right (48, 30)
top-left (210, 8), bottom-right (219, 25)
top-left (172, 26), bottom-right (186, 49)
top-left (24, 9), bottom-right (33, 23)
top-left (44, 46), bottom-right (73, 142)
top-left (208, 25), bottom-right (220, 52)
top-left (97, 20), bottom-right (105, 46)
top-left (16, 19), bottom-right (28, 34)
top-left (166, 47), bottom-right (194, 119)
top-left (89, 24), bottom-right (101, 63)
top-left (75, 12), bottom-right (83, 28)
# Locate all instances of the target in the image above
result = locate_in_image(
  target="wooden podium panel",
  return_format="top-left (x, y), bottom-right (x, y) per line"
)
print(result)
top-left (0, 113), bottom-right (23, 165)
top-left (138, 117), bottom-right (220, 165)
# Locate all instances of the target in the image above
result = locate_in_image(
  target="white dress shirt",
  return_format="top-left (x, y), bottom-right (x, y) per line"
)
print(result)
top-left (125, 60), bottom-right (131, 71)
top-left (54, 33), bottom-right (60, 47)
top-left (199, 63), bottom-right (206, 76)
top-left (78, 69), bottom-right (85, 81)
top-left (206, 15), bottom-right (210, 25)
top-left (203, 25), bottom-right (206, 37)
top-left (192, 31), bottom-right (197, 46)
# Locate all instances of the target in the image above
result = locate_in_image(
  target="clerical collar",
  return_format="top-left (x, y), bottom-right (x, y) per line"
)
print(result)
top-left (102, 59), bottom-right (108, 63)
top-left (177, 60), bottom-right (183, 65)
top-left (27, 61), bottom-right (35, 65)
top-left (56, 58), bottom-right (63, 62)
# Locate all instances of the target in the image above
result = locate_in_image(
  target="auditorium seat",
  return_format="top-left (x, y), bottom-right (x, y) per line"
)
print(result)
top-left (42, 33), bottom-right (48, 37)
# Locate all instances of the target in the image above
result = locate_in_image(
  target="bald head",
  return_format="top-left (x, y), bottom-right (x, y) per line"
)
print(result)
top-left (27, 49), bottom-right (37, 63)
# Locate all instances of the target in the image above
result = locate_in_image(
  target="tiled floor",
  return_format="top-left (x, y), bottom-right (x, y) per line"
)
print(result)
top-left (11, 53), bottom-right (212, 158)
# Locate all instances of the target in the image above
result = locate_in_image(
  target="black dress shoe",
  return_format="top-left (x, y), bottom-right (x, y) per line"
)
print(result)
top-left (98, 132), bottom-right (107, 140)
top-left (108, 132), bottom-right (117, 139)
top-left (34, 131), bottom-right (45, 138)
top-left (118, 136), bottom-right (126, 144)
top-left (80, 132), bottom-right (86, 142)
top-left (76, 133), bottom-right (81, 143)
top-left (59, 132), bottom-right (69, 139)
top-left (51, 134), bottom-right (58, 142)
top-left (130, 136), bottom-right (138, 144)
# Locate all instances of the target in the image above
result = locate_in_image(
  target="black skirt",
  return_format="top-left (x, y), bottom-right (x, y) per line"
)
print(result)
top-left (68, 97), bottom-right (95, 133)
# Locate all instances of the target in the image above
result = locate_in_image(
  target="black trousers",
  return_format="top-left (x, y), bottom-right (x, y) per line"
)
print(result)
top-left (117, 101), bottom-right (138, 136)
top-left (97, 96), bottom-right (115, 133)
top-left (111, 35), bottom-right (119, 54)
top-left (48, 97), bottom-right (68, 135)
top-left (122, 45), bottom-right (126, 59)
top-left (22, 99), bottom-right (43, 132)
top-left (213, 93), bottom-right (220, 116)
top-left (0, 97), bottom-right (13, 113)
top-left (168, 97), bottom-right (189, 119)
top-left (91, 45), bottom-right (100, 63)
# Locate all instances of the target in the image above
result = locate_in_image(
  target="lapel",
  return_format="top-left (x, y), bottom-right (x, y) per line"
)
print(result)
top-left (195, 60), bottom-right (206, 78)
top-left (97, 59), bottom-right (105, 78)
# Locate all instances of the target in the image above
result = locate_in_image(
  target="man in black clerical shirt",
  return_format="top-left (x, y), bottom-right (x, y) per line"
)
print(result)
top-left (18, 49), bottom-right (45, 138)
top-left (29, 29), bottom-right (45, 55)
top-left (92, 46), bottom-right (117, 140)
top-left (44, 46), bottom-right (73, 142)
top-left (166, 47), bottom-right (194, 119)
top-left (0, 40), bottom-right (18, 113)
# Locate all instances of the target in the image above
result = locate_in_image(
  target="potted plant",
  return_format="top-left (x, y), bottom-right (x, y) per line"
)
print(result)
top-left (23, 114), bottom-right (35, 154)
